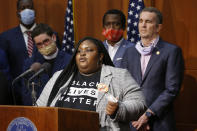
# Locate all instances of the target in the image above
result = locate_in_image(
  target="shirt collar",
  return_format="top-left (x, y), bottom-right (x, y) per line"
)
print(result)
top-left (106, 38), bottom-right (124, 47)
top-left (20, 23), bottom-right (37, 34)
top-left (141, 36), bottom-right (160, 47)
top-left (43, 48), bottom-right (59, 60)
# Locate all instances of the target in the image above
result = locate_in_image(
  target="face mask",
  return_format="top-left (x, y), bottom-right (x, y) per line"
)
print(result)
top-left (20, 9), bottom-right (35, 25)
top-left (135, 42), bottom-right (154, 56)
top-left (102, 28), bottom-right (123, 42)
top-left (38, 42), bottom-right (57, 56)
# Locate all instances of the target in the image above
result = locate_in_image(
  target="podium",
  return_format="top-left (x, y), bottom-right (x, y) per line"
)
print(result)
top-left (0, 105), bottom-right (99, 131)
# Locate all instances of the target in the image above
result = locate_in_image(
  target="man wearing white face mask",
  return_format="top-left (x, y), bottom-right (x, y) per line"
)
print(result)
top-left (21, 23), bottom-right (71, 105)
top-left (0, 0), bottom-right (36, 105)
top-left (0, 0), bottom-right (61, 105)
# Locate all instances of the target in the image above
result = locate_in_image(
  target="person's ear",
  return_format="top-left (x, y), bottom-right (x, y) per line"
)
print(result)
top-left (17, 10), bottom-right (21, 19)
top-left (99, 53), bottom-right (104, 63)
top-left (52, 34), bottom-right (57, 42)
top-left (157, 24), bottom-right (162, 33)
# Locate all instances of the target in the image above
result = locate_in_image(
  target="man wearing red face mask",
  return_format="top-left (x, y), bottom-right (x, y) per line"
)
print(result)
top-left (102, 9), bottom-right (134, 67)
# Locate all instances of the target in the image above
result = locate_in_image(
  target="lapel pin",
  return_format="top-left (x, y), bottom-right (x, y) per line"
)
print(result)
top-left (156, 51), bottom-right (160, 55)
top-left (97, 83), bottom-right (108, 93)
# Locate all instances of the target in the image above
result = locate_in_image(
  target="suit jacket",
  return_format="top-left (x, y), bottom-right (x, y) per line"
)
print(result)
top-left (121, 38), bottom-right (184, 131)
top-left (103, 39), bottom-right (134, 67)
top-left (0, 25), bottom-right (62, 105)
top-left (0, 49), bottom-right (13, 104)
top-left (0, 26), bottom-right (31, 104)
top-left (37, 65), bottom-right (146, 131)
top-left (22, 50), bottom-right (71, 105)
top-left (0, 26), bottom-right (30, 79)
top-left (0, 71), bottom-right (13, 105)
top-left (0, 49), bottom-right (11, 81)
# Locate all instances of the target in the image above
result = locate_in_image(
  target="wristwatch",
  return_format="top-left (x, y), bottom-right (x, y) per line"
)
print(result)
top-left (145, 111), bottom-right (153, 119)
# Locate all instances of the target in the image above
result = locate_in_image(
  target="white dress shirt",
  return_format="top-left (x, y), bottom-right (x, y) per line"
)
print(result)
top-left (106, 38), bottom-right (123, 61)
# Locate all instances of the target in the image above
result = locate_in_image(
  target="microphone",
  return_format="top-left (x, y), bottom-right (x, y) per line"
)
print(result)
top-left (27, 62), bottom-right (51, 106)
top-left (28, 62), bottom-right (51, 82)
top-left (12, 62), bottom-right (42, 86)
top-left (11, 62), bottom-right (41, 105)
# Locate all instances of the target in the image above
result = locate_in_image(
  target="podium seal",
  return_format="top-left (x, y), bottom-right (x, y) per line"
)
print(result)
top-left (7, 117), bottom-right (37, 131)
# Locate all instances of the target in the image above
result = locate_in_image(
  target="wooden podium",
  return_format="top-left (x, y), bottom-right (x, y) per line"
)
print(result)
top-left (0, 105), bottom-right (99, 131)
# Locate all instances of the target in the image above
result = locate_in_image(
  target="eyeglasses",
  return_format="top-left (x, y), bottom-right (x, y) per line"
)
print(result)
top-left (35, 38), bottom-right (52, 48)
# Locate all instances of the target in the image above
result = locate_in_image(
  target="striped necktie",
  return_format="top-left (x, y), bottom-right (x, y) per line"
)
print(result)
top-left (26, 31), bottom-right (33, 57)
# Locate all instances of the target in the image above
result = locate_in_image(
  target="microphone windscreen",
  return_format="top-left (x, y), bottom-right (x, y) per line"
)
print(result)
top-left (41, 62), bottom-right (51, 73)
top-left (30, 62), bottom-right (42, 72)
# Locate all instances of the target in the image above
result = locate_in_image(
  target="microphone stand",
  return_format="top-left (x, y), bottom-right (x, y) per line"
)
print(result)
top-left (31, 82), bottom-right (37, 106)
top-left (27, 62), bottom-right (51, 106)
top-left (28, 75), bottom-right (42, 106)
top-left (11, 84), bottom-right (16, 105)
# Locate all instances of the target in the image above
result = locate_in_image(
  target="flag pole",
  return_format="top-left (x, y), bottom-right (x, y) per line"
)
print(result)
top-left (72, 0), bottom-right (77, 47)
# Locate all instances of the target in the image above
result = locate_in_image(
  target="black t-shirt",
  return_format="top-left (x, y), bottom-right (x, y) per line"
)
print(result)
top-left (55, 70), bottom-right (101, 111)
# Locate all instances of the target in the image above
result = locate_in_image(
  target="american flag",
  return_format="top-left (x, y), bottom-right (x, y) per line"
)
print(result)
top-left (127, 0), bottom-right (145, 44)
top-left (62, 0), bottom-right (75, 54)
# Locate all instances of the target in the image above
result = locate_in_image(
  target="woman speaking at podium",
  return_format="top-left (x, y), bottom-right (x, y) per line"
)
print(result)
top-left (37, 37), bottom-right (146, 130)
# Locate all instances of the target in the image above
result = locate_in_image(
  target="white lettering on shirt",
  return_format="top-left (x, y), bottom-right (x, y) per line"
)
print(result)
top-left (67, 87), bottom-right (98, 98)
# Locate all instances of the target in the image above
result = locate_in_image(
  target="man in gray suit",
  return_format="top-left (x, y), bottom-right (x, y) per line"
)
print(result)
top-left (102, 9), bottom-right (133, 67)
top-left (121, 7), bottom-right (184, 131)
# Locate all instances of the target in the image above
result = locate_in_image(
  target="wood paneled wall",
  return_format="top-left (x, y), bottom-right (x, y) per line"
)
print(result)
top-left (0, 0), bottom-right (197, 130)
top-left (0, 0), bottom-right (152, 42)
top-left (73, 0), bottom-right (152, 42)
top-left (154, 0), bottom-right (197, 130)
top-left (0, 0), bottom-right (66, 40)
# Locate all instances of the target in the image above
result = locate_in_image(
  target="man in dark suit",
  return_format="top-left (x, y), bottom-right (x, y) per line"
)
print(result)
top-left (0, 0), bottom-right (61, 104)
top-left (0, 0), bottom-right (36, 80)
top-left (102, 9), bottom-right (133, 67)
top-left (22, 23), bottom-right (71, 105)
top-left (121, 7), bottom-right (184, 131)
top-left (0, 0), bottom-right (37, 105)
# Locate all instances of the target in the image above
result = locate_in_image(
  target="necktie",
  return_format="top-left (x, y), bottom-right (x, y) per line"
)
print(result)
top-left (26, 31), bottom-right (33, 57)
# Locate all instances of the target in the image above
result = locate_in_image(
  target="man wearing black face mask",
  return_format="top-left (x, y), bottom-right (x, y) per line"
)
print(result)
top-left (102, 9), bottom-right (134, 68)
top-left (0, 0), bottom-right (61, 105)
